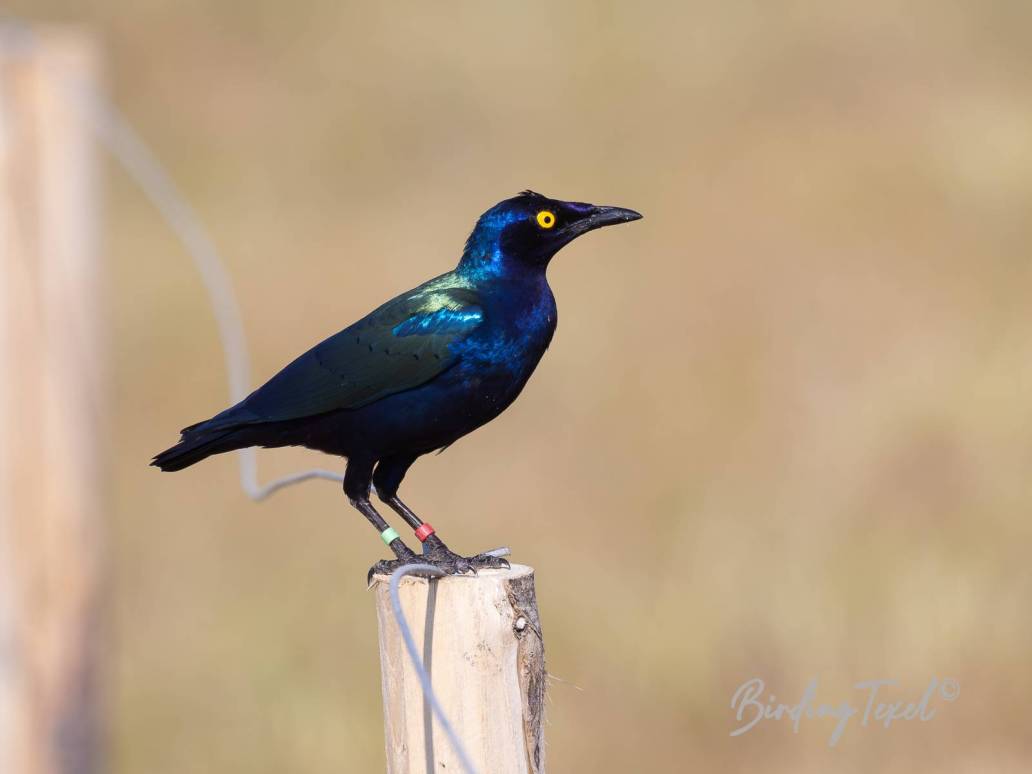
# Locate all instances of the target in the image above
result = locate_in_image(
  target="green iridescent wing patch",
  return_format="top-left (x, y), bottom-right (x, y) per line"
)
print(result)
top-left (241, 280), bottom-right (483, 421)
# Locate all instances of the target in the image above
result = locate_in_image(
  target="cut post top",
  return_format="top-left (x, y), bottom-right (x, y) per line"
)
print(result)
top-left (369, 562), bottom-right (534, 587)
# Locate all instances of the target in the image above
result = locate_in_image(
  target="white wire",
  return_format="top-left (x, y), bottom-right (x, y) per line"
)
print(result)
top-left (79, 83), bottom-right (486, 768)
top-left (3, 26), bottom-right (512, 772)
top-left (12, 20), bottom-right (346, 500)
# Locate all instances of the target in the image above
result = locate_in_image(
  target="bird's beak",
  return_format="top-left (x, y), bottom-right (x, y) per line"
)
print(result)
top-left (558, 205), bottom-right (643, 242)
top-left (587, 205), bottom-right (644, 228)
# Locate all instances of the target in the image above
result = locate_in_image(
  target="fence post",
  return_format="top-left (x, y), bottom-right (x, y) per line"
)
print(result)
top-left (0, 26), bottom-right (104, 774)
top-left (372, 564), bottom-right (546, 774)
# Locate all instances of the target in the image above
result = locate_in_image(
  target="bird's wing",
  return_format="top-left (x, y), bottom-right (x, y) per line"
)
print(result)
top-left (238, 282), bottom-right (483, 422)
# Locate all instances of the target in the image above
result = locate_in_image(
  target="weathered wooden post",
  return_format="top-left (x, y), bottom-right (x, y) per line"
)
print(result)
top-left (0, 26), bottom-right (104, 774)
top-left (371, 565), bottom-right (546, 774)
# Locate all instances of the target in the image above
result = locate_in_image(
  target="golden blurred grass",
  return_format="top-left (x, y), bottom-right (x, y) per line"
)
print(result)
top-left (10, 0), bottom-right (1032, 771)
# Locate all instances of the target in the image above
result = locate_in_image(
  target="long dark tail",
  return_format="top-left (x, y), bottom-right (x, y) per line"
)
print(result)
top-left (151, 429), bottom-right (238, 471)
top-left (151, 417), bottom-right (252, 472)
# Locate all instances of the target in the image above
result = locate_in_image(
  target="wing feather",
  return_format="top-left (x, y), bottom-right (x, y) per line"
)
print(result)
top-left (239, 280), bottom-right (482, 422)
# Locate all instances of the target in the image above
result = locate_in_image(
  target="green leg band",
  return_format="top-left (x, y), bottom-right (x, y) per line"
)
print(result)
top-left (380, 527), bottom-right (400, 546)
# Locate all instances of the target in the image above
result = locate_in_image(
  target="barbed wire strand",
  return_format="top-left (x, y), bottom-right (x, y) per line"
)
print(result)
top-left (388, 566), bottom-right (480, 774)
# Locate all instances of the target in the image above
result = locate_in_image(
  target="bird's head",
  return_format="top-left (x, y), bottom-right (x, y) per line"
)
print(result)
top-left (459, 191), bottom-right (642, 277)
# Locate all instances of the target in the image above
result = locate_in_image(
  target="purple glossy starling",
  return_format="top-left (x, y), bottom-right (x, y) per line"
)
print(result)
top-left (153, 191), bottom-right (642, 576)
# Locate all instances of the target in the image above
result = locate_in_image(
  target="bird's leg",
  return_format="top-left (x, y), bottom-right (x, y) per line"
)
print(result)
top-left (381, 493), bottom-right (509, 573)
top-left (344, 458), bottom-right (425, 582)
top-left (351, 495), bottom-right (430, 585)
top-left (372, 455), bottom-right (509, 574)
top-left (350, 496), bottom-right (419, 560)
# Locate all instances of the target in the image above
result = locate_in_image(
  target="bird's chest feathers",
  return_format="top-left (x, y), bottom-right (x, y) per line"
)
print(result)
top-left (446, 282), bottom-right (556, 408)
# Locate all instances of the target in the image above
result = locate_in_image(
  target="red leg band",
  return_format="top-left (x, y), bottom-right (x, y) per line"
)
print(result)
top-left (414, 523), bottom-right (435, 542)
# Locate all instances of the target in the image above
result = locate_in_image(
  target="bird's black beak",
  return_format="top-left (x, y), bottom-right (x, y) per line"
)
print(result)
top-left (588, 205), bottom-right (644, 228)
top-left (558, 205), bottom-right (643, 242)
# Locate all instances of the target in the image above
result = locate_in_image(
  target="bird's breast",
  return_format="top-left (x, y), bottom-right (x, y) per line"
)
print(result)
top-left (461, 291), bottom-right (555, 371)
top-left (442, 287), bottom-right (556, 411)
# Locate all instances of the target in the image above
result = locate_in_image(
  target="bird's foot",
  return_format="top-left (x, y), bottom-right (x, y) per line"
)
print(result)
top-left (367, 542), bottom-right (423, 586)
top-left (366, 535), bottom-right (510, 585)
top-left (421, 533), bottom-right (510, 575)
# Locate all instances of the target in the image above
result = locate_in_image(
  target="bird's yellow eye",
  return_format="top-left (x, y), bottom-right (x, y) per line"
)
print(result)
top-left (536, 210), bottom-right (556, 229)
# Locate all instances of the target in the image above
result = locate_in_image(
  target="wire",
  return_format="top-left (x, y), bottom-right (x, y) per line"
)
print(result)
top-left (388, 565), bottom-right (480, 774)
top-left (421, 577), bottom-right (439, 772)
top-left (5, 26), bottom-right (495, 773)
top-left (75, 76), bottom-right (347, 500)
top-left (4, 18), bottom-right (346, 500)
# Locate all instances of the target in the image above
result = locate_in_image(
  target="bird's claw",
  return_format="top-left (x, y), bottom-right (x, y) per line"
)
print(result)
top-left (366, 558), bottom-right (438, 587)
top-left (366, 549), bottom-right (510, 585)
top-left (467, 552), bottom-right (511, 572)
top-left (423, 544), bottom-right (510, 576)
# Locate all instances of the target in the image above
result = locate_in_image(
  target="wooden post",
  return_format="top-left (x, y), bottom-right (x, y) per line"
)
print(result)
top-left (0, 26), bottom-right (104, 774)
top-left (372, 564), bottom-right (546, 774)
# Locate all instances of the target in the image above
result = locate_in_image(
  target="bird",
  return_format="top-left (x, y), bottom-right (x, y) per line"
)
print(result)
top-left (153, 191), bottom-right (642, 577)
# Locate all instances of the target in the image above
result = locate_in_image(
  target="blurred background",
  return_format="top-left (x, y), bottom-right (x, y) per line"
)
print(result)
top-left (3, 1), bottom-right (1032, 771)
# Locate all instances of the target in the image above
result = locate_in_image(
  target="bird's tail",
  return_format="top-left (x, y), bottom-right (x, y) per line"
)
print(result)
top-left (151, 422), bottom-right (247, 472)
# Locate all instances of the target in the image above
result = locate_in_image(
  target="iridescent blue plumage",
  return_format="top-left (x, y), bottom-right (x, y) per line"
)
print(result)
top-left (153, 191), bottom-right (641, 575)
top-left (457, 204), bottom-right (523, 280)
top-left (392, 307), bottom-right (483, 337)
